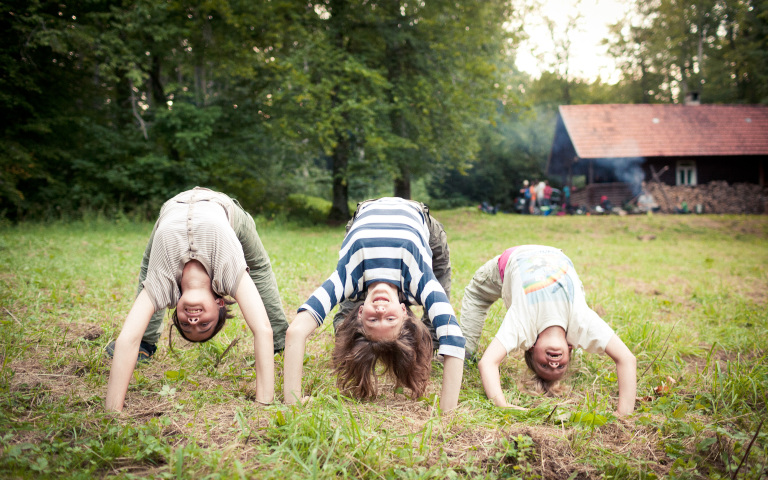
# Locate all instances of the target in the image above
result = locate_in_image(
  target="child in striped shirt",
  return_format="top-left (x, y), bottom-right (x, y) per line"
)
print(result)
top-left (283, 198), bottom-right (465, 411)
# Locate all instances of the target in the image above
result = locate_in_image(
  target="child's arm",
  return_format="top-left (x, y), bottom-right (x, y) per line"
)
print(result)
top-left (440, 356), bottom-right (463, 411)
top-left (478, 338), bottom-right (526, 409)
top-left (604, 334), bottom-right (637, 416)
top-left (105, 290), bottom-right (155, 412)
top-left (232, 207), bottom-right (289, 350)
top-left (233, 278), bottom-right (275, 404)
top-left (283, 311), bottom-right (319, 404)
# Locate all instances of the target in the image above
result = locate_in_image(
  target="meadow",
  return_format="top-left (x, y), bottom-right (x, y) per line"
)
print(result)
top-left (1, 210), bottom-right (766, 479)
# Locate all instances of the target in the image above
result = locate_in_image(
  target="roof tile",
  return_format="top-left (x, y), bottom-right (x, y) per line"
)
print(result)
top-left (559, 104), bottom-right (768, 158)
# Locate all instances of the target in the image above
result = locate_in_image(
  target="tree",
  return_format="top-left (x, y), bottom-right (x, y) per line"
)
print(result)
top-left (606, 0), bottom-right (768, 104)
top-left (711, 0), bottom-right (768, 103)
top-left (1, 0), bottom-right (520, 221)
top-left (1, 0), bottom-right (312, 219)
top-left (380, 1), bottom-right (512, 199)
top-left (271, 1), bottom-right (513, 222)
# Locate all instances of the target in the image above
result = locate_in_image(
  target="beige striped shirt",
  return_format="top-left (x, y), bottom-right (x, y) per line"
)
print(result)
top-left (142, 188), bottom-right (249, 311)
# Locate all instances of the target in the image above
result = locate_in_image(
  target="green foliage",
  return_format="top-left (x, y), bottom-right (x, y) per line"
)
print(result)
top-left (605, 0), bottom-right (768, 104)
top-left (1, 0), bottom-right (519, 222)
top-left (284, 194), bottom-right (333, 225)
top-left (487, 434), bottom-right (538, 479)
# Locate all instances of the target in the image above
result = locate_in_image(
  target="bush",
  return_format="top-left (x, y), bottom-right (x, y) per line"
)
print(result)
top-left (284, 194), bottom-right (333, 224)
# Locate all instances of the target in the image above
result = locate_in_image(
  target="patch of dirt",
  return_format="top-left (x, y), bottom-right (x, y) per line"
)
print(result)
top-left (591, 304), bottom-right (607, 318)
top-left (55, 321), bottom-right (105, 343)
top-left (622, 278), bottom-right (664, 297)
top-left (414, 419), bottom-right (668, 479)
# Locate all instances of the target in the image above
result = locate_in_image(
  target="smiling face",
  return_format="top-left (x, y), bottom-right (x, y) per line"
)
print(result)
top-left (175, 288), bottom-right (224, 342)
top-left (358, 282), bottom-right (408, 341)
top-left (527, 326), bottom-right (572, 381)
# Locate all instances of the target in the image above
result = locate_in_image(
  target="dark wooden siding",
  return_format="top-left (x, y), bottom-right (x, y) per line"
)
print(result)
top-left (643, 156), bottom-right (768, 186)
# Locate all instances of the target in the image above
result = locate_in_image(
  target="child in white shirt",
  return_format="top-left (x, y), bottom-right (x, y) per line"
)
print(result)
top-left (460, 245), bottom-right (636, 416)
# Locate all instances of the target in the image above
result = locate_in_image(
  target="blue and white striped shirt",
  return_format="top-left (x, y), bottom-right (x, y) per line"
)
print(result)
top-left (299, 198), bottom-right (465, 359)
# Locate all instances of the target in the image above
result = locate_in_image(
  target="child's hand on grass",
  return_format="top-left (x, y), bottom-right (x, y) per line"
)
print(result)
top-left (285, 395), bottom-right (313, 405)
top-left (490, 393), bottom-right (527, 410)
top-left (496, 400), bottom-right (527, 411)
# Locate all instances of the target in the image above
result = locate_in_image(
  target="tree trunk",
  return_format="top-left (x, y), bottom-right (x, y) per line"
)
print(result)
top-left (328, 136), bottom-right (351, 223)
top-left (394, 163), bottom-right (411, 199)
top-left (149, 55), bottom-right (166, 109)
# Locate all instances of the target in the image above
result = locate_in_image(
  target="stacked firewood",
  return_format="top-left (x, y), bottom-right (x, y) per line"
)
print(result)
top-left (644, 181), bottom-right (768, 214)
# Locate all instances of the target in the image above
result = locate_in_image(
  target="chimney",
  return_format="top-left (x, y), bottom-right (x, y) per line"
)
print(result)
top-left (684, 92), bottom-right (700, 105)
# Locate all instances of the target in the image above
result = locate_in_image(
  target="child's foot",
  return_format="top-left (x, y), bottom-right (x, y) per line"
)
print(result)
top-left (105, 340), bottom-right (157, 365)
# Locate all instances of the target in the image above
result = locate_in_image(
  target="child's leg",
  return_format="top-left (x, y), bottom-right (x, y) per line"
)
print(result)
top-left (460, 256), bottom-right (503, 356)
top-left (137, 222), bottom-right (164, 347)
top-left (332, 300), bottom-right (362, 332)
top-left (231, 201), bottom-right (290, 352)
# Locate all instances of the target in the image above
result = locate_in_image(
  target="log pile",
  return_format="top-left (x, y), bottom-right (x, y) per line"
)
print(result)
top-left (644, 181), bottom-right (768, 214)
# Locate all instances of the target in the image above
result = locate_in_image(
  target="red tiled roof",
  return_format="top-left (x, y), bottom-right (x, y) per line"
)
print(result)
top-left (559, 104), bottom-right (768, 158)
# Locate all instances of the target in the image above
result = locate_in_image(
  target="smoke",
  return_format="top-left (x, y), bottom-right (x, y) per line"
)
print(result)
top-left (593, 156), bottom-right (646, 195)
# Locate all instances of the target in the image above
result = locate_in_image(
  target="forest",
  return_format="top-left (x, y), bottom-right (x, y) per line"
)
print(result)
top-left (1, 0), bottom-right (767, 222)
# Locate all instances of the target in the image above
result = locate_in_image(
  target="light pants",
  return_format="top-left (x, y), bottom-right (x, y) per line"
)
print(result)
top-left (458, 255), bottom-right (503, 356)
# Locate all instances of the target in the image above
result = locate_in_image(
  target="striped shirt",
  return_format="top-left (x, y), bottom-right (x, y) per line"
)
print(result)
top-left (142, 188), bottom-right (249, 311)
top-left (299, 197), bottom-right (465, 359)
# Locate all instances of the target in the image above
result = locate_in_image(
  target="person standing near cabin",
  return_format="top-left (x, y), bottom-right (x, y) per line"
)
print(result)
top-left (106, 187), bottom-right (288, 411)
top-left (520, 180), bottom-right (531, 214)
top-left (543, 181), bottom-right (553, 207)
top-left (535, 180), bottom-right (546, 209)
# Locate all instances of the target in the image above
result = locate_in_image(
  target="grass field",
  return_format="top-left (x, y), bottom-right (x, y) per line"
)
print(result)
top-left (1, 210), bottom-right (767, 479)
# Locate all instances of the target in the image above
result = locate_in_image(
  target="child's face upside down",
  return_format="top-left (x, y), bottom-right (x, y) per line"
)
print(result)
top-left (529, 326), bottom-right (573, 381)
top-left (175, 260), bottom-right (224, 342)
top-left (357, 282), bottom-right (408, 341)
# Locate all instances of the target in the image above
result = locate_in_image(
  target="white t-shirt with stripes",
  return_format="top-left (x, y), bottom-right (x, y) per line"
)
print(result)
top-left (142, 188), bottom-right (249, 312)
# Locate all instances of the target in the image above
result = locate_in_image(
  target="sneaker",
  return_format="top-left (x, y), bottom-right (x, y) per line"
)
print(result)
top-left (105, 340), bottom-right (157, 365)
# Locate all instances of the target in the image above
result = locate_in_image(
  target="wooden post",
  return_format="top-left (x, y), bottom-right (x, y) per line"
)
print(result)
top-left (650, 165), bottom-right (672, 212)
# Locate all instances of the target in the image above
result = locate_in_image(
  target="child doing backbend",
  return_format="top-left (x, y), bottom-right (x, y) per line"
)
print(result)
top-left (460, 245), bottom-right (636, 416)
top-left (106, 187), bottom-right (288, 411)
top-left (283, 197), bottom-right (465, 411)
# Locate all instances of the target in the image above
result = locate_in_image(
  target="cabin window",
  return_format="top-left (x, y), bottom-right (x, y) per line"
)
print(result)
top-left (676, 161), bottom-right (697, 186)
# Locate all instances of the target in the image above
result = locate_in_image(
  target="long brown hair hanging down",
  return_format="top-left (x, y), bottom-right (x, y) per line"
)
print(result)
top-left (332, 308), bottom-right (433, 400)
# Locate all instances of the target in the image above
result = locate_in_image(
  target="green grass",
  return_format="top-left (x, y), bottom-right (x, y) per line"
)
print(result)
top-left (1, 211), bottom-right (766, 478)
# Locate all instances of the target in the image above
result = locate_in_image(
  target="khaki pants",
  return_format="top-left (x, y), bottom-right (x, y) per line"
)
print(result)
top-left (458, 255), bottom-right (503, 355)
